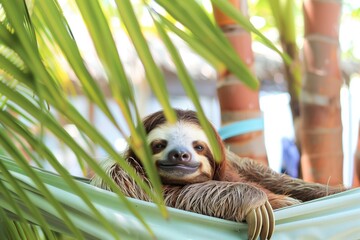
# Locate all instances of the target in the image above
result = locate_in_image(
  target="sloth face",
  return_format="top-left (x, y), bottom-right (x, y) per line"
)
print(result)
top-left (147, 120), bottom-right (214, 185)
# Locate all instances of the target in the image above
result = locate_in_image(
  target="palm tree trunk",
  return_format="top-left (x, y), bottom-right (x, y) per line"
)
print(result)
top-left (300, 0), bottom-right (343, 185)
top-left (352, 122), bottom-right (360, 187)
top-left (213, 0), bottom-right (268, 166)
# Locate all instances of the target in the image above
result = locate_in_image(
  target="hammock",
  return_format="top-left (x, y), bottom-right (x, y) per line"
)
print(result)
top-left (1, 157), bottom-right (359, 239)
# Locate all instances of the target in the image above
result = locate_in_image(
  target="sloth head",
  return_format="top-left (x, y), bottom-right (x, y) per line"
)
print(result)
top-left (127, 109), bottom-right (225, 185)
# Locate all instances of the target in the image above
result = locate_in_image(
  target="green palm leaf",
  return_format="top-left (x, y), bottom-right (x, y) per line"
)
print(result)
top-left (0, 0), bottom-right (288, 238)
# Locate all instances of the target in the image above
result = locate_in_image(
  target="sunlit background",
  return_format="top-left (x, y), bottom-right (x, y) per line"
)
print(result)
top-left (44, 0), bottom-right (360, 187)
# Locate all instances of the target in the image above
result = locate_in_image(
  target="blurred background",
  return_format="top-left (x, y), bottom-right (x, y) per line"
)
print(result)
top-left (40, 0), bottom-right (360, 187)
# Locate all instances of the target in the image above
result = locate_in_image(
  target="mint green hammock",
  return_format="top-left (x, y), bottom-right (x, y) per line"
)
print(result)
top-left (1, 157), bottom-right (359, 240)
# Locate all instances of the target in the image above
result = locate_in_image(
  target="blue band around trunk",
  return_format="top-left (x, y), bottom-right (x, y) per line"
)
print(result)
top-left (218, 117), bottom-right (264, 140)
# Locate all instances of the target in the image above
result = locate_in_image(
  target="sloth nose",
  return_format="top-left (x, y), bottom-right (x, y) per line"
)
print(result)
top-left (168, 148), bottom-right (192, 162)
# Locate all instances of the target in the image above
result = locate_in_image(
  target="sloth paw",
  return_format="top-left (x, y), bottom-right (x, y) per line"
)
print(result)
top-left (245, 201), bottom-right (274, 240)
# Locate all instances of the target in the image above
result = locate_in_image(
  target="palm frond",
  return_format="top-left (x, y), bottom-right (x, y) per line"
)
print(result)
top-left (0, 0), bottom-right (288, 238)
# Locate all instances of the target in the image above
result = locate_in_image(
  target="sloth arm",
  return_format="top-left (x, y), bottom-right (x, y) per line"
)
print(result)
top-left (164, 181), bottom-right (268, 221)
top-left (163, 181), bottom-right (274, 240)
top-left (226, 150), bottom-right (346, 202)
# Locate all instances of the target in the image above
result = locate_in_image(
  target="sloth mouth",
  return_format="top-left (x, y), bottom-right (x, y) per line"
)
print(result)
top-left (156, 161), bottom-right (200, 172)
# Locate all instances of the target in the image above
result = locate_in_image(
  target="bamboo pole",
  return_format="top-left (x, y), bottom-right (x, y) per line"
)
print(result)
top-left (300, 0), bottom-right (343, 185)
top-left (213, 0), bottom-right (268, 165)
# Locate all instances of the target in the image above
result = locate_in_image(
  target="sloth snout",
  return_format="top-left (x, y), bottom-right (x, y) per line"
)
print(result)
top-left (168, 148), bottom-right (192, 162)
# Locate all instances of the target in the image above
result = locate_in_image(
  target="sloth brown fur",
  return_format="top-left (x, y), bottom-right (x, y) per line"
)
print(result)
top-left (91, 109), bottom-right (346, 240)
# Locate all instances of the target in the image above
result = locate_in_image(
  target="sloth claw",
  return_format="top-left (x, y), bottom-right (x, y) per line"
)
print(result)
top-left (246, 210), bottom-right (257, 240)
top-left (265, 201), bottom-right (275, 239)
top-left (259, 205), bottom-right (269, 239)
top-left (245, 201), bottom-right (274, 240)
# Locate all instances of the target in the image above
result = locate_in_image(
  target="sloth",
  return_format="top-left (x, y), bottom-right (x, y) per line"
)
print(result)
top-left (91, 109), bottom-right (346, 240)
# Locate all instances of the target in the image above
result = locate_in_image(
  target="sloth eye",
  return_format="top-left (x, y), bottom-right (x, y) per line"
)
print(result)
top-left (155, 143), bottom-right (166, 149)
top-left (194, 144), bottom-right (204, 152)
top-left (151, 140), bottom-right (167, 154)
top-left (193, 141), bottom-right (206, 152)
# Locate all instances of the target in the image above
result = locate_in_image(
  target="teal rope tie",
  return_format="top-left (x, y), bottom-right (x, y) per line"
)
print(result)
top-left (218, 117), bottom-right (264, 140)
